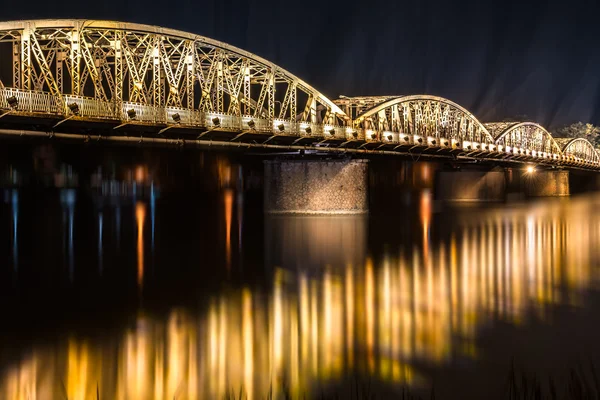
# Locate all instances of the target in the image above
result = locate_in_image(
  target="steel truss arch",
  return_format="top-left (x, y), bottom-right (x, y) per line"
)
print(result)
top-left (493, 122), bottom-right (562, 155)
top-left (561, 138), bottom-right (600, 164)
top-left (352, 95), bottom-right (495, 144)
top-left (0, 19), bottom-right (347, 127)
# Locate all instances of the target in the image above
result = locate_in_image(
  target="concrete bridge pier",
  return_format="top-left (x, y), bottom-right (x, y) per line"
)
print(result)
top-left (264, 159), bottom-right (368, 214)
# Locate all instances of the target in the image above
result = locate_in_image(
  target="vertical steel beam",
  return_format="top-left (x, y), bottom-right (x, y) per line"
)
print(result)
top-left (114, 31), bottom-right (123, 103)
top-left (70, 29), bottom-right (81, 95)
top-left (21, 28), bottom-right (31, 91)
top-left (152, 44), bottom-right (161, 107)
top-left (216, 57), bottom-right (223, 113)
top-left (243, 66), bottom-right (250, 115)
top-left (186, 49), bottom-right (194, 110)
top-left (13, 38), bottom-right (20, 89)
top-left (56, 51), bottom-right (64, 94)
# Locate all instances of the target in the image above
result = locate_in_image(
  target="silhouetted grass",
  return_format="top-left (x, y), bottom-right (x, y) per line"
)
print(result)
top-left (222, 377), bottom-right (434, 399)
top-left (61, 359), bottom-right (600, 399)
top-left (507, 358), bottom-right (600, 400)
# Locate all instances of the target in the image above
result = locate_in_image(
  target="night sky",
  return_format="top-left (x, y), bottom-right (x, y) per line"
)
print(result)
top-left (3, 0), bottom-right (600, 129)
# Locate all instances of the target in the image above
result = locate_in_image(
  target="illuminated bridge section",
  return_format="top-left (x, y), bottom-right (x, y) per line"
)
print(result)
top-left (559, 138), bottom-right (600, 165)
top-left (344, 95), bottom-right (495, 149)
top-left (486, 122), bottom-right (563, 161)
top-left (0, 20), bottom-right (599, 171)
top-left (0, 19), bottom-right (347, 135)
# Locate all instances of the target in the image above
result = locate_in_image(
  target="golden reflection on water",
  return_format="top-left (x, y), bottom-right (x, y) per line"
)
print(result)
top-left (136, 202), bottom-right (146, 288)
top-left (3, 196), bottom-right (600, 399)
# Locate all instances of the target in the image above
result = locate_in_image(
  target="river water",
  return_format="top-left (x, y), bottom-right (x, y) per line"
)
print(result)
top-left (1, 142), bottom-right (600, 399)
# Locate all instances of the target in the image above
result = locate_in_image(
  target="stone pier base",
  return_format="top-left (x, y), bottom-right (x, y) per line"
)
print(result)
top-left (264, 159), bottom-right (368, 214)
top-left (434, 170), bottom-right (506, 202)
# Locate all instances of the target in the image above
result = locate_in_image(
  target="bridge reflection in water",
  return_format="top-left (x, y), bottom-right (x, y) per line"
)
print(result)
top-left (2, 194), bottom-right (600, 399)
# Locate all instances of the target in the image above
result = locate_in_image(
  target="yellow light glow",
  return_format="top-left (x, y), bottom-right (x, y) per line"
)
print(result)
top-left (526, 166), bottom-right (535, 174)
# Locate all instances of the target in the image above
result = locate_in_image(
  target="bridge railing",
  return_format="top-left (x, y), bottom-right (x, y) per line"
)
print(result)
top-left (165, 107), bottom-right (197, 125)
top-left (241, 115), bottom-right (271, 132)
top-left (64, 95), bottom-right (115, 119)
top-left (0, 88), bottom-right (61, 114)
top-left (121, 102), bottom-right (163, 123)
top-left (202, 112), bottom-right (242, 130)
top-left (1, 88), bottom-right (598, 167)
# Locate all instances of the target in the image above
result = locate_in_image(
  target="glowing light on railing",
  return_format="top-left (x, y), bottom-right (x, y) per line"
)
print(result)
top-left (366, 129), bottom-right (375, 139)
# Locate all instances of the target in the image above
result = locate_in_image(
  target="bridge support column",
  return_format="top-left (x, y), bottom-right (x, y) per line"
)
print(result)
top-left (434, 169), bottom-right (506, 202)
top-left (264, 159), bottom-right (368, 214)
top-left (521, 170), bottom-right (570, 197)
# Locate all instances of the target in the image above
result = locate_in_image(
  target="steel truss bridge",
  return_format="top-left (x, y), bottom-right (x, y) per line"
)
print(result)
top-left (0, 19), bottom-right (598, 170)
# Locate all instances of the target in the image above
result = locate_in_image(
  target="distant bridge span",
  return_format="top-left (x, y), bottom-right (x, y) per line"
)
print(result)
top-left (0, 19), bottom-right (598, 171)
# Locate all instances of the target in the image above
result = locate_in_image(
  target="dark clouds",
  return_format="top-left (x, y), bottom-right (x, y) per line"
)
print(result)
top-left (3, 0), bottom-right (600, 129)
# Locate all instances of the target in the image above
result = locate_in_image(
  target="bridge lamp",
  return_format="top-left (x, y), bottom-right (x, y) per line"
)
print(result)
top-left (172, 113), bottom-right (181, 123)
top-left (277, 123), bottom-right (285, 132)
top-left (351, 131), bottom-right (358, 138)
top-left (417, 137), bottom-right (423, 144)
top-left (304, 126), bottom-right (312, 134)
top-left (6, 95), bottom-right (18, 109)
top-left (127, 108), bottom-right (137, 119)
top-left (247, 119), bottom-right (256, 129)
top-left (212, 116), bottom-right (221, 126)
top-left (430, 139), bottom-right (437, 146)
top-left (526, 166), bottom-right (535, 174)
top-left (403, 136), bottom-right (410, 142)
top-left (387, 134), bottom-right (393, 141)
top-left (328, 128), bottom-right (336, 136)
top-left (68, 102), bottom-right (80, 115)
top-left (443, 140), bottom-right (449, 146)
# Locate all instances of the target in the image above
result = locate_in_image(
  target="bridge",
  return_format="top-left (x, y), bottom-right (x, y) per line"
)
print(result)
top-left (0, 20), bottom-right (598, 212)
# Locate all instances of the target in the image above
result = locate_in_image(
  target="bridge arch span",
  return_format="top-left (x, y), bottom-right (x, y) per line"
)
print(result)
top-left (0, 19), bottom-right (347, 132)
top-left (489, 122), bottom-right (562, 159)
top-left (349, 95), bottom-right (494, 144)
top-left (561, 138), bottom-right (600, 165)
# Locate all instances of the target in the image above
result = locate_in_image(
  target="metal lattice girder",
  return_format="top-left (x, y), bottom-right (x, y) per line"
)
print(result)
top-left (0, 19), bottom-right (347, 125)
top-left (562, 138), bottom-right (600, 163)
top-left (491, 122), bottom-right (563, 155)
top-left (351, 95), bottom-right (495, 143)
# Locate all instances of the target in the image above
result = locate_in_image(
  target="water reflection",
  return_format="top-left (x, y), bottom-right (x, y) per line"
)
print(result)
top-left (136, 202), bottom-right (146, 288)
top-left (2, 192), bottom-right (600, 398)
top-left (60, 189), bottom-right (76, 281)
top-left (11, 189), bottom-right (18, 271)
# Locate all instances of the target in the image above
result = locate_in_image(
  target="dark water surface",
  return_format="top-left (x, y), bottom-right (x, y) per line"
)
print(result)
top-left (2, 142), bottom-right (600, 399)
